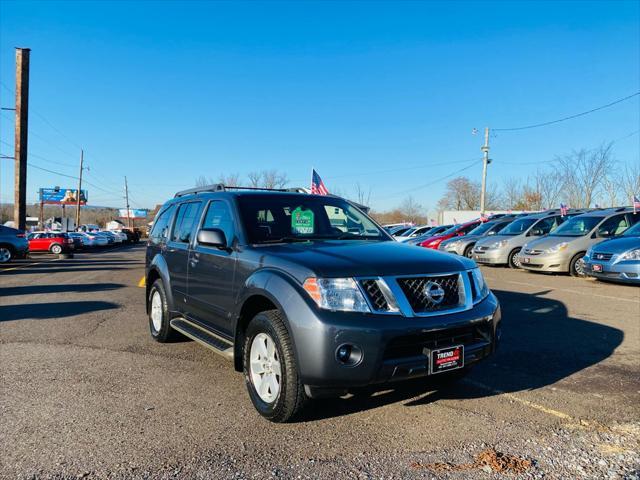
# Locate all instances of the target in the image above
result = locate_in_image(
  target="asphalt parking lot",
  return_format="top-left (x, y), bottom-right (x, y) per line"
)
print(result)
top-left (1, 245), bottom-right (638, 479)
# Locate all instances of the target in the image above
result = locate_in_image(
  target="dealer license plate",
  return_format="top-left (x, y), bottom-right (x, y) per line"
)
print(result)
top-left (592, 264), bottom-right (603, 272)
top-left (430, 345), bottom-right (464, 374)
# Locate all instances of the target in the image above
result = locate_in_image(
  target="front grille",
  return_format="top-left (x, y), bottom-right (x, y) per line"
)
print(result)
top-left (383, 324), bottom-right (492, 360)
top-left (475, 246), bottom-right (489, 252)
top-left (397, 274), bottom-right (461, 313)
top-left (359, 279), bottom-right (389, 311)
top-left (592, 253), bottom-right (613, 261)
top-left (524, 249), bottom-right (543, 255)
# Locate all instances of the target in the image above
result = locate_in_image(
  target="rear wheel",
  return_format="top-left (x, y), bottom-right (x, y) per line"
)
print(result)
top-left (570, 253), bottom-right (586, 277)
top-left (243, 310), bottom-right (307, 422)
top-left (508, 248), bottom-right (522, 269)
top-left (50, 244), bottom-right (63, 254)
top-left (0, 246), bottom-right (13, 263)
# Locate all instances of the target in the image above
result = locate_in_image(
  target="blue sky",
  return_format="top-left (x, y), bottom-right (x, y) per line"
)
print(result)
top-left (0, 0), bottom-right (638, 212)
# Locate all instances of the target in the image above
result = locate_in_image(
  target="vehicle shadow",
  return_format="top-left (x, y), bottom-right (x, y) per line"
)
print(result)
top-left (0, 301), bottom-right (119, 322)
top-left (0, 282), bottom-right (125, 297)
top-left (297, 289), bottom-right (624, 422)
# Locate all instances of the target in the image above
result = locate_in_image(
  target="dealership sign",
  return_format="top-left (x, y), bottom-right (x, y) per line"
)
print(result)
top-left (39, 187), bottom-right (88, 205)
top-left (118, 209), bottom-right (147, 219)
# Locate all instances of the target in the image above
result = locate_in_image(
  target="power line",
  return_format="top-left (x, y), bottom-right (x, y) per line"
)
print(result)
top-left (494, 91), bottom-right (640, 132)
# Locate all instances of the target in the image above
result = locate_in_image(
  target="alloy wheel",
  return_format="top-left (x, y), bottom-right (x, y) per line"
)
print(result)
top-left (250, 333), bottom-right (282, 404)
top-left (0, 247), bottom-right (11, 263)
top-left (150, 291), bottom-right (163, 332)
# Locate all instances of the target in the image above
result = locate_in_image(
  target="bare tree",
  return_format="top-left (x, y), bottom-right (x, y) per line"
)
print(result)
top-left (601, 172), bottom-right (621, 207)
top-left (247, 171), bottom-right (262, 188)
top-left (218, 173), bottom-right (242, 187)
top-left (400, 196), bottom-right (426, 224)
top-left (620, 163), bottom-right (640, 204)
top-left (354, 183), bottom-right (371, 206)
top-left (195, 175), bottom-right (210, 187)
top-left (556, 143), bottom-right (615, 207)
top-left (261, 169), bottom-right (288, 189)
top-left (534, 169), bottom-right (563, 209)
top-left (502, 177), bottom-right (522, 210)
top-left (437, 176), bottom-right (480, 210)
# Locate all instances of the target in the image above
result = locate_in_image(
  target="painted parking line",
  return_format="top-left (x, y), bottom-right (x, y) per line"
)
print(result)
top-left (484, 276), bottom-right (640, 304)
top-left (0, 258), bottom-right (61, 273)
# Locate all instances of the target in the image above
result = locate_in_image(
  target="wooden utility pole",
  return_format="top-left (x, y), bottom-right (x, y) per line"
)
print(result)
top-left (479, 127), bottom-right (491, 215)
top-left (14, 48), bottom-right (30, 231)
top-left (124, 176), bottom-right (131, 228)
top-left (75, 149), bottom-right (84, 229)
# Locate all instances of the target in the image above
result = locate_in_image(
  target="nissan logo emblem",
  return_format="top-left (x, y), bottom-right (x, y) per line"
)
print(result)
top-left (423, 280), bottom-right (445, 305)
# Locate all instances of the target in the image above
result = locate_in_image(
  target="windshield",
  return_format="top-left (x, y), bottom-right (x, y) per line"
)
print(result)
top-left (237, 194), bottom-right (386, 244)
top-left (550, 216), bottom-right (603, 237)
top-left (440, 224), bottom-right (462, 236)
top-left (622, 222), bottom-right (640, 237)
top-left (499, 218), bottom-right (537, 235)
top-left (468, 221), bottom-right (498, 236)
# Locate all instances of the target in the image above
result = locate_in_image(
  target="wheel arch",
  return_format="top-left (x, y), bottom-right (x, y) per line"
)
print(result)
top-left (146, 254), bottom-right (175, 314)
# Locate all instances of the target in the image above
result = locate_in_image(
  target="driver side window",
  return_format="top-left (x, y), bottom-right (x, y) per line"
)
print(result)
top-left (598, 215), bottom-right (628, 236)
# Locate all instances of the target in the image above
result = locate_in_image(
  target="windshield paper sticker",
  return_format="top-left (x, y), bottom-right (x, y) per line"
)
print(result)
top-left (291, 207), bottom-right (314, 234)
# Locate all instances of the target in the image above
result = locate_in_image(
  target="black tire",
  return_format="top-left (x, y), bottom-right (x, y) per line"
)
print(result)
top-left (0, 245), bottom-right (14, 263)
top-left (148, 279), bottom-right (178, 342)
top-left (463, 244), bottom-right (474, 258)
top-left (569, 252), bottom-right (586, 277)
top-left (50, 243), bottom-right (63, 255)
top-left (508, 248), bottom-right (521, 269)
top-left (243, 309), bottom-right (307, 423)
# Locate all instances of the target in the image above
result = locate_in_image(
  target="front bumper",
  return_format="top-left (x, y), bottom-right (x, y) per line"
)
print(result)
top-left (291, 293), bottom-right (501, 390)
top-left (583, 258), bottom-right (640, 284)
top-left (441, 243), bottom-right (465, 256)
top-left (518, 252), bottom-right (570, 273)
top-left (472, 247), bottom-right (509, 265)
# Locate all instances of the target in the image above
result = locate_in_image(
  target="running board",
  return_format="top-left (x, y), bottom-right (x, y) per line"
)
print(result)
top-left (170, 318), bottom-right (234, 361)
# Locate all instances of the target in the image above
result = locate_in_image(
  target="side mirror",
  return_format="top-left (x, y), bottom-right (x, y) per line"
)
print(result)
top-left (457, 232), bottom-right (465, 236)
top-left (197, 228), bottom-right (227, 248)
top-left (598, 229), bottom-right (612, 238)
top-left (488, 231), bottom-right (496, 236)
top-left (530, 228), bottom-right (543, 236)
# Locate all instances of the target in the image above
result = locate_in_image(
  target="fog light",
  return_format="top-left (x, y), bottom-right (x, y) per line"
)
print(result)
top-left (335, 344), bottom-right (363, 366)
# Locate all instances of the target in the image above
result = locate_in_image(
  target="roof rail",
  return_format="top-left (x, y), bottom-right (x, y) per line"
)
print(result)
top-left (174, 184), bottom-right (225, 197)
top-left (174, 184), bottom-right (309, 198)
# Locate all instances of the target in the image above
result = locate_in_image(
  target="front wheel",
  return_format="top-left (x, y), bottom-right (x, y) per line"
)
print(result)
top-left (463, 244), bottom-right (474, 258)
top-left (148, 279), bottom-right (178, 342)
top-left (570, 253), bottom-right (586, 277)
top-left (50, 244), bottom-right (63, 254)
top-left (243, 310), bottom-right (307, 423)
top-left (508, 248), bottom-right (522, 269)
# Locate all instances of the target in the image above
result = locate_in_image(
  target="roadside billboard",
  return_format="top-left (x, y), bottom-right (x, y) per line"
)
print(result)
top-left (39, 187), bottom-right (88, 205)
top-left (118, 209), bottom-right (147, 219)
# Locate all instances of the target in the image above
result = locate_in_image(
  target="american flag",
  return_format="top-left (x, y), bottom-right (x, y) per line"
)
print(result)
top-left (560, 203), bottom-right (568, 216)
top-left (480, 213), bottom-right (488, 222)
top-left (310, 169), bottom-right (329, 195)
top-left (633, 195), bottom-right (640, 214)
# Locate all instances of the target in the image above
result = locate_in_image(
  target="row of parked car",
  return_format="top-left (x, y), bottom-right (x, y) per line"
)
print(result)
top-left (384, 207), bottom-right (640, 284)
top-left (0, 226), bottom-right (141, 263)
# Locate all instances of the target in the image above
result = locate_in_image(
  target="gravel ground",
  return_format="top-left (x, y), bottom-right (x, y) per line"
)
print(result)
top-left (1, 245), bottom-right (638, 479)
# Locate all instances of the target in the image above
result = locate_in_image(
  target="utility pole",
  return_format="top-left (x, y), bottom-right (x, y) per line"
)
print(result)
top-left (14, 48), bottom-right (30, 231)
top-left (75, 149), bottom-right (84, 229)
top-left (124, 176), bottom-right (131, 228)
top-left (479, 126), bottom-right (491, 215)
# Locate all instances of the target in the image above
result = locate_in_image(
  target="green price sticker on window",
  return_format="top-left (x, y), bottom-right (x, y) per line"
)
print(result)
top-left (291, 206), bottom-right (314, 234)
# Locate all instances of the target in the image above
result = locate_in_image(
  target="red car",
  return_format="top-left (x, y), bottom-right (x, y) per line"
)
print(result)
top-left (418, 219), bottom-right (482, 249)
top-left (27, 232), bottom-right (74, 254)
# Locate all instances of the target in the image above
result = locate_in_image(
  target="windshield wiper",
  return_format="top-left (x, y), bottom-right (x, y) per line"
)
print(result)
top-left (336, 233), bottom-right (381, 240)
top-left (257, 237), bottom-right (313, 244)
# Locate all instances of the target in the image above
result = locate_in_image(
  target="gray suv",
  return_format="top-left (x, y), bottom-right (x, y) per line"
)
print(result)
top-left (145, 185), bottom-right (501, 422)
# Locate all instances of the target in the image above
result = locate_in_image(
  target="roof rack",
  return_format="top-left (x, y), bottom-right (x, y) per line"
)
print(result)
top-left (174, 184), bottom-right (308, 198)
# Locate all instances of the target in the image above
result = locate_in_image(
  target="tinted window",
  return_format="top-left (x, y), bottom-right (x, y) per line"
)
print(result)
top-left (550, 216), bottom-right (603, 237)
top-left (597, 214), bottom-right (628, 236)
top-left (622, 221), bottom-right (640, 236)
top-left (149, 205), bottom-right (175, 245)
top-left (533, 217), bottom-right (558, 235)
top-left (171, 202), bottom-right (202, 243)
top-left (201, 201), bottom-right (235, 246)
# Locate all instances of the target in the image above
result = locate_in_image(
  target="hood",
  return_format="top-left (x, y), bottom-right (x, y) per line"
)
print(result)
top-left (524, 235), bottom-right (582, 251)
top-left (591, 236), bottom-right (640, 254)
top-left (475, 234), bottom-right (513, 247)
top-left (251, 240), bottom-right (475, 279)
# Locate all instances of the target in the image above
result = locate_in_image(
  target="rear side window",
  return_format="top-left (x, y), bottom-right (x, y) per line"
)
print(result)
top-left (150, 205), bottom-right (175, 245)
top-left (201, 201), bottom-right (235, 246)
top-left (171, 202), bottom-right (202, 243)
top-left (534, 217), bottom-right (557, 234)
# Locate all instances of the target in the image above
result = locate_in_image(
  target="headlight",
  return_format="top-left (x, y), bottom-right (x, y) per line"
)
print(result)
top-left (488, 240), bottom-right (508, 249)
top-left (470, 268), bottom-right (490, 303)
top-left (546, 242), bottom-right (568, 254)
top-left (447, 240), bottom-right (460, 248)
top-left (303, 278), bottom-right (370, 312)
top-left (620, 249), bottom-right (640, 260)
